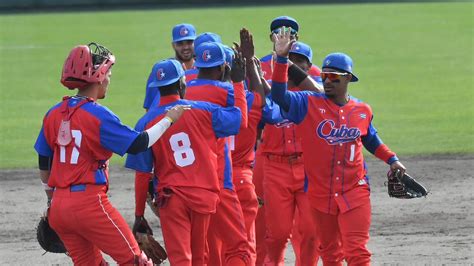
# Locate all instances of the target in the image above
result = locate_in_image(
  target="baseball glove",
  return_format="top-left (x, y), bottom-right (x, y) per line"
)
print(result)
top-left (133, 216), bottom-right (167, 264)
top-left (387, 170), bottom-right (429, 199)
top-left (36, 215), bottom-right (67, 254)
top-left (135, 233), bottom-right (167, 265)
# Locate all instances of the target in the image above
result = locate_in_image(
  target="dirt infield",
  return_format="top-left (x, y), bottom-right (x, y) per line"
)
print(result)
top-left (1, 155), bottom-right (472, 265)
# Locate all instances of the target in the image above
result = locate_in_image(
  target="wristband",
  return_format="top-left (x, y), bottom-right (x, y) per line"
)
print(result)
top-left (164, 116), bottom-right (174, 124)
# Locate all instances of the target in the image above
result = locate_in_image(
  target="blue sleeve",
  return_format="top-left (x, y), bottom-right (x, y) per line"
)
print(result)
top-left (270, 56), bottom-right (309, 124)
top-left (143, 72), bottom-right (159, 109)
top-left (212, 106), bottom-right (242, 138)
top-left (277, 91), bottom-right (310, 125)
top-left (261, 97), bottom-right (284, 125)
top-left (124, 149), bottom-right (154, 173)
top-left (361, 121), bottom-right (381, 155)
top-left (226, 85), bottom-right (235, 107)
top-left (98, 107), bottom-right (140, 156)
top-left (124, 116), bottom-right (154, 172)
top-left (34, 126), bottom-right (53, 157)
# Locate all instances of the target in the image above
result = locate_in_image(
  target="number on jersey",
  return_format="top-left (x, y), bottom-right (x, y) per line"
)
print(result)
top-left (59, 130), bottom-right (82, 164)
top-left (169, 132), bottom-right (196, 167)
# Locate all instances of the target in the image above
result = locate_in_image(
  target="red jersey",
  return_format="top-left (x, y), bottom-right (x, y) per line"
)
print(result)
top-left (125, 95), bottom-right (242, 212)
top-left (259, 87), bottom-right (303, 156)
top-left (186, 78), bottom-right (247, 189)
top-left (34, 96), bottom-right (140, 188)
top-left (231, 92), bottom-right (263, 168)
top-left (271, 59), bottom-right (398, 215)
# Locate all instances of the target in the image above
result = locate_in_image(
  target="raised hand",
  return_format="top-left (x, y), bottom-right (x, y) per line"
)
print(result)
top-left (273, 27), bottom-right (296, 58)
top-left (240, 28), bottom-right (255, 60)
top-left (231, 47), bottom-right (246, 83)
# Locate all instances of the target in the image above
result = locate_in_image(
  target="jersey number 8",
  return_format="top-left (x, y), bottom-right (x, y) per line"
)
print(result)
top-left (169, 132), bottom-right (196, 167)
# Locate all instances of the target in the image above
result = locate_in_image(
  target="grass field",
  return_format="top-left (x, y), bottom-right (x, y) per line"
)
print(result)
top-left (0, 2), bottom-right (472, 168)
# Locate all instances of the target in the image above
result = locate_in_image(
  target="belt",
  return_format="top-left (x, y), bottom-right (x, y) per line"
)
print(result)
top-left (69, 184), bottom-right (107, 192)
top-left (265, 153), bottom-right (303, 164)
top-left (70, 184), bottom-right (86, 192)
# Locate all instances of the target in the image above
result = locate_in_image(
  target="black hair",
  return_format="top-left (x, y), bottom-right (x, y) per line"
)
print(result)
top-left (158, 80), bottom-right (181, 96)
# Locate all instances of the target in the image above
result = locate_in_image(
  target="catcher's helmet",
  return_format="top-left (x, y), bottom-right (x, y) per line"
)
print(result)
top-left (61, 42), bottom-right (115, 90)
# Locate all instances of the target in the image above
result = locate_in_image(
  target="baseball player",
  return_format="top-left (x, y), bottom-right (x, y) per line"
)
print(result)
top-left (185, 41), bottom-right (252, 266)
top-left (126, 58), bottom-right (242, 265)
top-left (259, 41), bottom-right (319, 266)
top-left (143, 23), bottom-right (197, 111)
top-left (260, 16), bottom-right (322, 87)
top-left (183, 32), bottom-right (223, 83)
top-left (271, 29), bottom-right (407, 266)
top-left (34, 43), bottom-right (188, 265)
top-left (254, 16), bottom-right (323, 265)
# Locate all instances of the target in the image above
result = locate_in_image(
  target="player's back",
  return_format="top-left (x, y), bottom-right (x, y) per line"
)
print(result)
top-left (185, 78), bottom-right (234, 107)
top-left (140, 98), bottom-right (241, 192)
top-left (36, 96), bottom-right (138, 188)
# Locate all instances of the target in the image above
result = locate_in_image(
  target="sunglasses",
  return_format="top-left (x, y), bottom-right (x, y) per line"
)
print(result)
top-left (272, 27), bottom-right (297, 36)
top-left (320, 72), bottom-right (350, 82)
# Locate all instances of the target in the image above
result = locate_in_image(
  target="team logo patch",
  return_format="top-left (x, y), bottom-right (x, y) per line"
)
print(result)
top-left (316, 119), bottom-right (361, 145)
top-left (180, 27), bottom-right (189, 36)
top-left (325, 59), bottom-right (331, 66)
top-left (202, 50), bottom-right (212, 61)
top-left (156, 68), bottom-right (165, 80)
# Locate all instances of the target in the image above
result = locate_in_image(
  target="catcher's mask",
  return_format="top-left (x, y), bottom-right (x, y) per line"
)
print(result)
top-left (61, 42), bottom-right (115, 90)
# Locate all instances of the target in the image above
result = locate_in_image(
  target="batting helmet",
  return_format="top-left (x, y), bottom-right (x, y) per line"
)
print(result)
top-left (61, 42), bottom-right (115, 90)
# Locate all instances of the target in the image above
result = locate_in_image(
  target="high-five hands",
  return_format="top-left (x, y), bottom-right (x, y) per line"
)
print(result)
top-left (273, 27), bottom-right (296, 58)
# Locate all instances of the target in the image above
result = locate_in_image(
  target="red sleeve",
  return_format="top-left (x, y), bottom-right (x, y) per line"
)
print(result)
top-left (253, 92), bottom-right (262, 109)
top-left (374, 144), bottom-right (397, 164)
top-left (273, 60), bottom-right (289, 84)
top-left (233, 81), bottom-right (248, 129)
top-left (135, 171), bottom-right (152, 216)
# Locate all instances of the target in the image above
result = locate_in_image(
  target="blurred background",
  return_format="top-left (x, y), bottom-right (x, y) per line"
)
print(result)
top-left (0, 0), bottom-right (472, 168)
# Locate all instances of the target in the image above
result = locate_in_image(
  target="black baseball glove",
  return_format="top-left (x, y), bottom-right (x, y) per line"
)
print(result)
top-left (37, 215), bottom-right (67, 254)
top-left (386, 170), bottom-right (429, 199)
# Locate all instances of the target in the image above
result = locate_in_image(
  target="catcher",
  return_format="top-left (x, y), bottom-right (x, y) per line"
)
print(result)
top-left (34, 42), bottom-right (187, 265)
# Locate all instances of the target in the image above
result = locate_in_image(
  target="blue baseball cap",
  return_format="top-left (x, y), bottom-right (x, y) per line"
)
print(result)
top-left (322, 53), bottom-right (358, 82)
top-left (194, 32), bottom-right (222, 49)
top-left (148, 59), bottom-right (185, 88)
top-left (222, 45), bottom-right (234, 66)
top-left (289, 42), bottom-right (312, 63)
top-left (172, 23), bottom-right (196, 43)
top-left (270, 16), bottom-right (299, 32)
top-left (194, 42), bottom-right (226, 68)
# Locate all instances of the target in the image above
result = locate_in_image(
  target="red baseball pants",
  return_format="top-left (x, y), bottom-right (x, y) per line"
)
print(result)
top-left (207, 188), bottom-right (252, 266)
top-left (49, 185), bottom-right (141, 265)
top-left (233, 166), bottom-right (259, 265)
top-left (160, 192), bottom-right (212, 266)
top-left (252, 152), bottom-right (267, 266)
top-left (311, 201), bottom-right (371, 266)
top-left (263, 156), bottom-right (318, 266)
